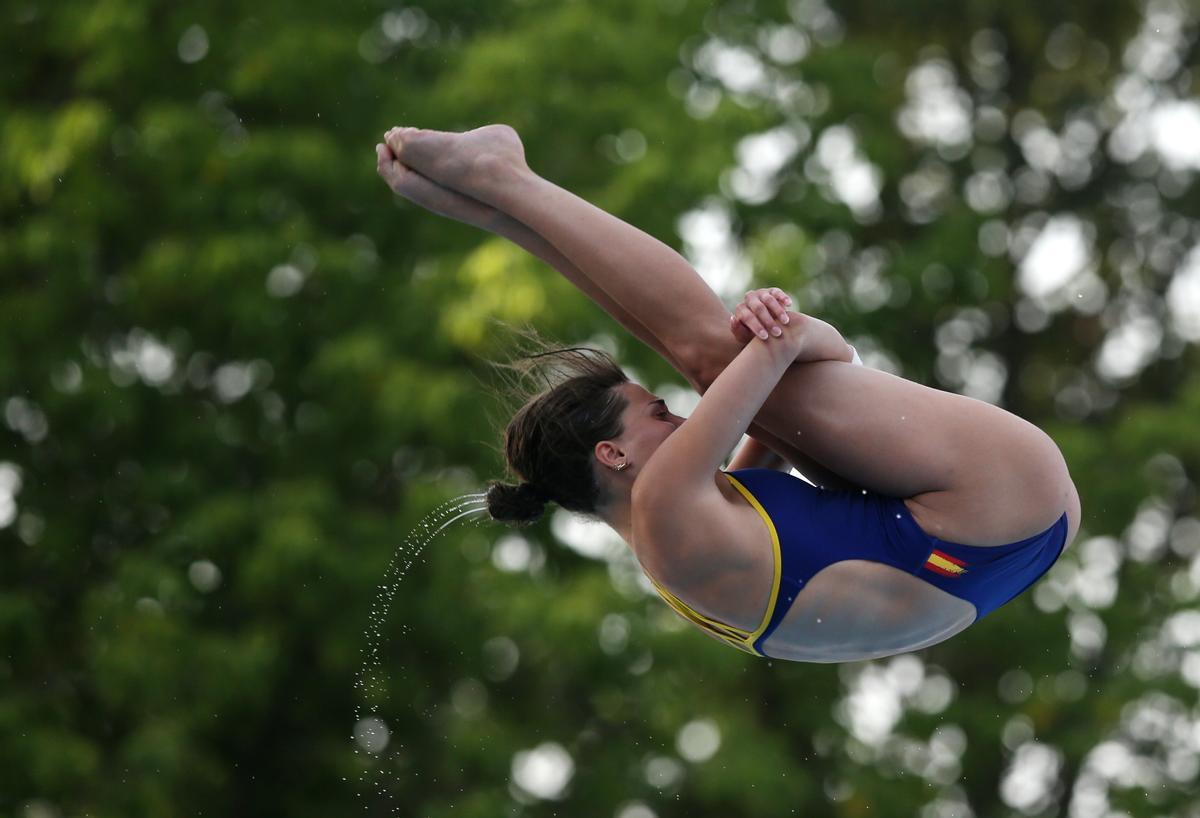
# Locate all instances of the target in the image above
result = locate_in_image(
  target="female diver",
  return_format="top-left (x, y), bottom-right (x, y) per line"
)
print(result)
top-left (375, 125), bottom-right (1081, 663)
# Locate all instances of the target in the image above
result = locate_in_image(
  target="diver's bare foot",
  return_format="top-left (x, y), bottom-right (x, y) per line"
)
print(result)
top-left (382, 125), bottom-right (529, 203)
top-left (375, 142), bottom-right (502, 231)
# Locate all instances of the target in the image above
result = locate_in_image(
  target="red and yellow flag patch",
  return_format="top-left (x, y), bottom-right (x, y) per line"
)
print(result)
top-left (925, 549), bottom-right (968, 577)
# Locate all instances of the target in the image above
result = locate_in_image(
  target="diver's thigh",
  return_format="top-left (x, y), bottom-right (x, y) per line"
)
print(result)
top-left (749, 362), bottom-right (1071, 542)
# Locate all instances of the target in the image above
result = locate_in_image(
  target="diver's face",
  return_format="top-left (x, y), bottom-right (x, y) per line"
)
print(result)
top-left (613, 382), bottom-right (685, 461)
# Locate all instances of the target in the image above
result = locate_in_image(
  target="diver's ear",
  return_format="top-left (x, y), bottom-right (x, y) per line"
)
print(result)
top-left (594, 440), bottom-right (627, 471)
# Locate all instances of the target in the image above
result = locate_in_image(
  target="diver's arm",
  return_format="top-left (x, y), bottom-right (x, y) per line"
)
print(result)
top-left (635, 312), bottom-right (845, 503)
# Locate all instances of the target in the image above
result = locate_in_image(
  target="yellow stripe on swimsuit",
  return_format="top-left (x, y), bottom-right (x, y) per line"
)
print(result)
top-left (646, 473), bottom-right (783, 657)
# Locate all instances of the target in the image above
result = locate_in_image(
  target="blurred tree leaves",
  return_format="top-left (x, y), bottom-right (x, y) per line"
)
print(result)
top-left (3, 0), bottom-right (1200, 816)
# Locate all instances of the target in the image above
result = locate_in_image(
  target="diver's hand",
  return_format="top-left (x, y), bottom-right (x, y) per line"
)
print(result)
top-left (730, 288), bottom-right (793, 344)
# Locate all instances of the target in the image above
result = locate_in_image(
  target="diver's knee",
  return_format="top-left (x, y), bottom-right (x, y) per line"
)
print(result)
top-left (680, 335), bottom-right (743, 393)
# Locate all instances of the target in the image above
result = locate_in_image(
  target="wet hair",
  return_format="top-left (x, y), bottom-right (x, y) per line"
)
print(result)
top-left (483, 327), bottom-right (630, 527)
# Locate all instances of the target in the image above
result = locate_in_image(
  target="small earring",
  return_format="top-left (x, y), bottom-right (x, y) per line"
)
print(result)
top-left (614, 462), bottom-right (629, 472)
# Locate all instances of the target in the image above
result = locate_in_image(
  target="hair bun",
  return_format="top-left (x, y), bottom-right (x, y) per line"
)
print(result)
top-left (522, 482), bottom-right (550, 503)
top-left (485, 480), bottom-right (548, 526)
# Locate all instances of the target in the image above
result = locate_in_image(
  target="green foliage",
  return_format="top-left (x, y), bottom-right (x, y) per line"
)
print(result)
top-left (4, 0), bottom-right (1199, 816)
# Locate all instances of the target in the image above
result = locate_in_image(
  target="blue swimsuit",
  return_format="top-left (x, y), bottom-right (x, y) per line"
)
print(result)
top-left (649, 468), bottom-right (1069, 657)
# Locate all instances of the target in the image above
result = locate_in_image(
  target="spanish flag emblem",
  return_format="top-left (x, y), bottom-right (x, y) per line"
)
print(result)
top-left (925, 549), bottom-right (968, 577)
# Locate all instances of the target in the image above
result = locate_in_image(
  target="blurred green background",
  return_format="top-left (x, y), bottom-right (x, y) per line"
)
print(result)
top-left (3, 0), bottom-right (1200, 816)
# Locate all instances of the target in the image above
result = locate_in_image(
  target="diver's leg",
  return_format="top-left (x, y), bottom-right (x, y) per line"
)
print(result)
top-left (376, 142), bottom-right (834, 484)
top-left (376, 144), bottom-right (689, 375)
top-left (382, 127), bottom-right (1077, 545)
top-left (744, 361), bottom-right (1079, 547)
top-left (383, 126), bottom-right (733, 375)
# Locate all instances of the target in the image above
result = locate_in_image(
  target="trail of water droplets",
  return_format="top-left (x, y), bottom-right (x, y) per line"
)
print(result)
top-left (351, 492), bottom-right (491, 812)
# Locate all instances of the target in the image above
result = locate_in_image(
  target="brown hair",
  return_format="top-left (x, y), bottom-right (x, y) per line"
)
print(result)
top-left (484, 327), bottom-right (630, 527)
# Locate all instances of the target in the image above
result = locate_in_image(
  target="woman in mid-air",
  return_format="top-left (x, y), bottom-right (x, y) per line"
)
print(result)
top-left (375, 124), bottom-right (1081, 663)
